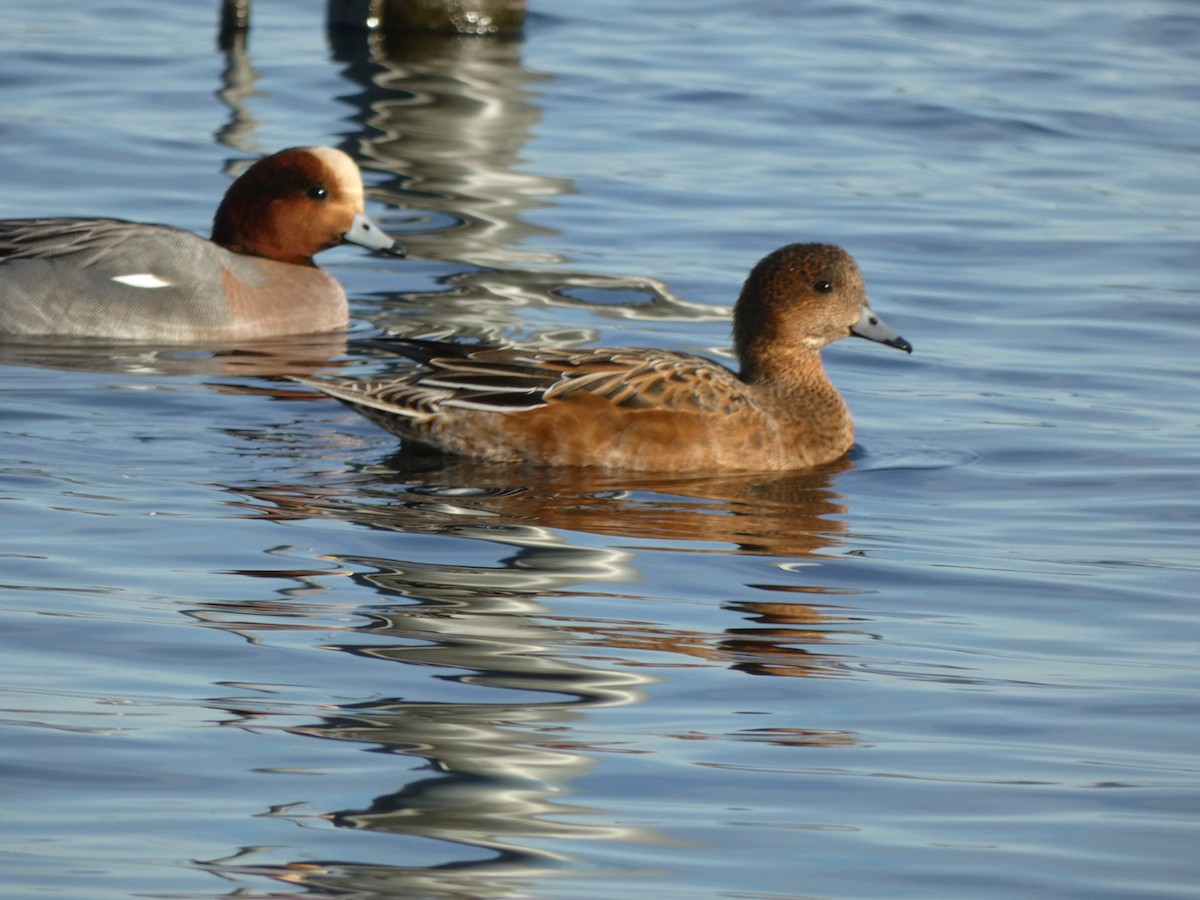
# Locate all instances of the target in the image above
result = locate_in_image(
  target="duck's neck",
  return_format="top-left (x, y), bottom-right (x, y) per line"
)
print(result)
top-left (212, 197), bottom-right (318, 267)
top-left (741, 343), bottom-right (829, 392)
top-left (742, 347), bottom-right (854, 445)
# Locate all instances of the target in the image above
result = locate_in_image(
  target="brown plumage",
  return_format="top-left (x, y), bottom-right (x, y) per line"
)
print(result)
top-left (299, 243), bottom-right (912, 471)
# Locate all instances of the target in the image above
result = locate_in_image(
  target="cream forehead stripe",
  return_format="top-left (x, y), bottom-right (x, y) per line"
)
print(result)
top-left (304, 147), bottom-right (365, 208)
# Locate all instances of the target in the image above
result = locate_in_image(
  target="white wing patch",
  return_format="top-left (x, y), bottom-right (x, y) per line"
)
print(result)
top-left (111, 273), bottom-right (174, 289)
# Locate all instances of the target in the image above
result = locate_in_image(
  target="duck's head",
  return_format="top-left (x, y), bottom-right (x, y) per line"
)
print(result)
top-left (212, 146), bottom-right (404, 266)
top-left (733, 242), bottom-right (911, 379)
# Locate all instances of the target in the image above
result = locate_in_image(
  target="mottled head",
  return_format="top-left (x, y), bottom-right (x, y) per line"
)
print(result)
top-left (732, 242), bottom-right (910, 380)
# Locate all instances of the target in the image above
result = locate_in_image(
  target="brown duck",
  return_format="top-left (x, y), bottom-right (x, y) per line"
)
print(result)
top-left (299, 243), bottom-right (912, 471)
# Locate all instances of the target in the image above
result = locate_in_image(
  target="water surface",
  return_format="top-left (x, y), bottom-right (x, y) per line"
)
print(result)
top-left (1, 1), bottom-right (1198, 897)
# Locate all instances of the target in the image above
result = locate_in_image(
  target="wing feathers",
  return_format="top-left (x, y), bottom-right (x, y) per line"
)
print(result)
top-left (302, 339), bottom-right (751, 421)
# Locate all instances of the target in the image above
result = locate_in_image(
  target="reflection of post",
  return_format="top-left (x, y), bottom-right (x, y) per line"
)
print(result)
top-left (329, 19), bottom-right (571, 267)
top-left (329, 0), bottom-right (526, 35)
top-left (196, 529), bottom-right (664, 895)
top-left (214, 3), bottom-right (262, 154)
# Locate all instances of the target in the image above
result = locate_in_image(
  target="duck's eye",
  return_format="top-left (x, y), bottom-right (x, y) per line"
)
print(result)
top-left (813, 280), bottom-right (833, 293)
top-left (306, 185), bottom-right (328, 202)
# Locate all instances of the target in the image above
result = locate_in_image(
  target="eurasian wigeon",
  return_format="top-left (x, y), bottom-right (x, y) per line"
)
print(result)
top-left (299, 243), bottom-right (911, 471)
top-left (0, 146), bottom-right (403, 342)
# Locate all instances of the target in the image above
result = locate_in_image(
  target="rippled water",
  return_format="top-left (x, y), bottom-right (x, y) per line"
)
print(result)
top-left (2, 1), bottom-right (1198, 898)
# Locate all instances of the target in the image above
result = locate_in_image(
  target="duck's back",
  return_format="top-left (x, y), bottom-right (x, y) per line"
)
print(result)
top-left (0, 218), bottom-right (344, 341)
top-left (301, 340), bottom-right (854, 471)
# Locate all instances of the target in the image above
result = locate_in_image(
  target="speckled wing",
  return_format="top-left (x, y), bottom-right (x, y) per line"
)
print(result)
top-left (353, 339), bottom-right (752, 417)
top-left (1, 218), bottom-right (172, 264)
top-left (297, 346), bottom-right (581, 421)
top-left (543, 349), bottom-right (751, 416)
top-left (297, 376), bottom-right (452, 422)
top-left (0, 217), bottom-right (239, 285)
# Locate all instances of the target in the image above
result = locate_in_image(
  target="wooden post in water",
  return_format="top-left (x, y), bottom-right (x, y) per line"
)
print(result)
top-left (218, 0), bottom-right (252, 49)
top-left (328, 0), bottom-right (526, 35)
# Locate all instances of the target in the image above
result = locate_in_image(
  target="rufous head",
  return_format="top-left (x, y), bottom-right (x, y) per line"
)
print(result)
top-left (211, 146), bottom-right (402, 266)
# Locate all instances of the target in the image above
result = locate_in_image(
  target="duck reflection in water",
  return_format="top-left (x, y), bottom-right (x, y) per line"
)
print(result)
top-left (224, 450), bottom-right (865, 676)
top-left (201, 466), bottom-right (864, 895)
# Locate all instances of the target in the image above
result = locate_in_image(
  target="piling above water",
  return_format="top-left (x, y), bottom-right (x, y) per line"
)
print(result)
top-left (328, 0), bottom-right (526, 35)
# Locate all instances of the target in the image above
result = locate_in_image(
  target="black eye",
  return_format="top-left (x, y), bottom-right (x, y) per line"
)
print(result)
top-left (306, 184), bottom-right (328, 201)
top-left (813, 280), bottom-right (833, 293)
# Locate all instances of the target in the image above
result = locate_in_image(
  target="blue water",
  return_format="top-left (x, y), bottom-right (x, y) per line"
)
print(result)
top-left (1, 1), bottom-right (1198, 897)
